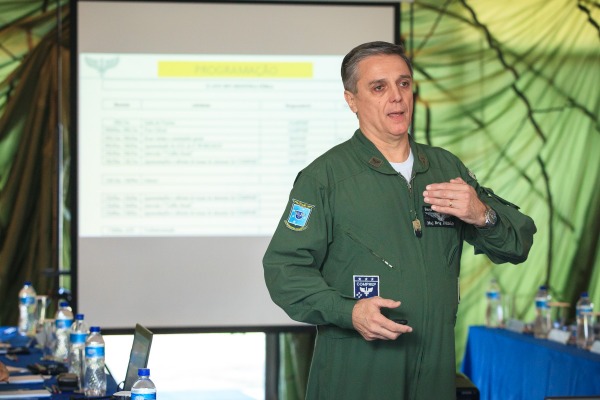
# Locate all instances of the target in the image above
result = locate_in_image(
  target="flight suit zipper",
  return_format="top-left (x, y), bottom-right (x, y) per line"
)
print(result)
top-left (399, 170), bottom-right (427, 399)
top-left (399, 173), bottom-right (422, 238)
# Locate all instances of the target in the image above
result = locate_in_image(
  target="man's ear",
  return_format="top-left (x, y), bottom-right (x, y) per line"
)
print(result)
top-left (344, 90), bottom-right (358, 114)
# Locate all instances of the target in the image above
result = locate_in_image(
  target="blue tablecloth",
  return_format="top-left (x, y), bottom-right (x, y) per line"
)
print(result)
top-left (1, 326), bottom-right (117, 399)
top-left (461, 326), bottom-right (600, 400)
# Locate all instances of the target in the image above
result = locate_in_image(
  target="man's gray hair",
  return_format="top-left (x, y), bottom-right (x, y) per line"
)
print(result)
top-left (341, 41), bottom-right (413, 94)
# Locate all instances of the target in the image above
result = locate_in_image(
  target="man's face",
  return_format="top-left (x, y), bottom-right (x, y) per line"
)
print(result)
top-left (344, 54), bottom-right (413, 145)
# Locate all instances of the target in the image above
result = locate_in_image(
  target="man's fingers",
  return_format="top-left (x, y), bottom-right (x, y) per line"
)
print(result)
top-left (372, 297), bottom-right (401, 309)
top-left (363, 319), bottom-right (413, 341)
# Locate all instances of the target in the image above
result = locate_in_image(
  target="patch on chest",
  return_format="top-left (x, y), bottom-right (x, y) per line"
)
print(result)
top-left (423, 206), bottom-right (457, 228)
top-left (353, 275), bottom-right (379, 299)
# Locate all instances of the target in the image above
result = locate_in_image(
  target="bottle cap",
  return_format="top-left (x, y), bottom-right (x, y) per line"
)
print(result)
top-left (138, 368), bottom-right (150, 377)
top-left (76, 314), bottom-right (85, 320)
top-left (581, 292), bottom-right (589, 297)
top-left (90, 326), bottom-right (101, 333)
top-left (24, 281), bottom-right (32, 286)
top-left (59, 301), bottom-right (69, 307)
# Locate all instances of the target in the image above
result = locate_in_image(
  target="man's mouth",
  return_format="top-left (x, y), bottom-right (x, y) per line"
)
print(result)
top-left (388, 110), bottom-right (405, 117)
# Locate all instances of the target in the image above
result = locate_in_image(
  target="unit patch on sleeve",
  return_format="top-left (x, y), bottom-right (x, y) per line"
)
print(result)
top-left (353, 275), bottom-right (380, 299)
top-left (285, 199), bottom-right (315, 231)
top-left (423, 206), bottom-right (457, 228)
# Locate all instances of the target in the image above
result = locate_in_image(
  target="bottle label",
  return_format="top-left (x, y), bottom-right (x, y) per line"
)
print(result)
top-left (56, 319), bottom-right (74, 329)
top-left (70, 332), bottom-right (87, 344)
top-left (20, 296), bottom-right (35, 306)
top-left (577, 306), bottom-right (593, 316)
top-left (85, 345), bottom-right (105, 358)
top-left (132, 393), bottom-right (156, 400)
top-left (535, 299), bottom-right (549, 309)
top-left (486, 291), bottom-right (500, 300)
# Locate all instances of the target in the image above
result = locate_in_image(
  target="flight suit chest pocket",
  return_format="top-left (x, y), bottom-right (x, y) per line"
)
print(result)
top-left (422, 206), bottom-right (462, 277)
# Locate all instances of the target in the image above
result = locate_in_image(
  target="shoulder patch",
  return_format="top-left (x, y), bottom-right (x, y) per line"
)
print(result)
top-left (285, 199), bottom-right (315, 231)
top-left (468, 169), bottom-right (477, 180)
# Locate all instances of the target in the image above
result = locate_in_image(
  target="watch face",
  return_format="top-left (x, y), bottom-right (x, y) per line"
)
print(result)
top-left (486, 208), bottom-right (498, 227)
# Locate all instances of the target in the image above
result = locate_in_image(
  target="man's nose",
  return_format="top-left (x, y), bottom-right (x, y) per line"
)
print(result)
top-left (390, 85), bottom-right (403, 102)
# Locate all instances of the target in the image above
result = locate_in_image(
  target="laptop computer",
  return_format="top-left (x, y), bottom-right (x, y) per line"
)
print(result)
top-left (122, 323), bottom-right (154, 392)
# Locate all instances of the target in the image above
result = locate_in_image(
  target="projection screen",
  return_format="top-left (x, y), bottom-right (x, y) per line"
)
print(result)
top-left (74, 0), bottom-right (399, 330)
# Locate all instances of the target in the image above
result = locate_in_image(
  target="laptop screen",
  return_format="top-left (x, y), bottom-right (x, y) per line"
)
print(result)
top-left (123, 324), bottom-right (153, 391)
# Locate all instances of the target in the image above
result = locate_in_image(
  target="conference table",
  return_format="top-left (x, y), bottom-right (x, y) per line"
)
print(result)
top-left (0, 326), bottom-right (118, 399)
top-left (461, 326), bottom-right (600, 400)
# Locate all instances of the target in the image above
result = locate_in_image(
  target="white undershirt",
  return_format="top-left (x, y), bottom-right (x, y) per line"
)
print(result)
top-left (389, 149), bottom-right (414, 182)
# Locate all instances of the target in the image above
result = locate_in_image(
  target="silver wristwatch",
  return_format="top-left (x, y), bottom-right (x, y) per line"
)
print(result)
top-left (483, 206), bottom-right (498, 228)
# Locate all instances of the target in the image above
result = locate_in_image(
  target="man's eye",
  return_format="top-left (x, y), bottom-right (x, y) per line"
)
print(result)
top-left (374, 85), bottom-right (384, 91)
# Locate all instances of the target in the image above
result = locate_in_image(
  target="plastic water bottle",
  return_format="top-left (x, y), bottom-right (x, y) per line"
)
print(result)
top-left (485, 279), bottom-right (504, 328)
top-left (131, 368), bottom-right (157, 400)
top-left (54, 301), bottom-right (74, 361)
top-left (84, 326), bottom-right (107, 397)
top-left (533, 285), bottom-right (551, 339)
top-left (68, 314), bottom-right (88, 388)
top-left (18, 281), bottom-right (37, 336)
top-left (576, 292), bottom-right (595, 349)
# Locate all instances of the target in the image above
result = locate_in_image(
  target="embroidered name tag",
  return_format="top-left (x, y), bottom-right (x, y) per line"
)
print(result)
top-left (423, 206), bottom-right (456, 228)
top-left (354, 275), bottom-right (379, 299)
top-left (285, 199), bottom-right (314, 231)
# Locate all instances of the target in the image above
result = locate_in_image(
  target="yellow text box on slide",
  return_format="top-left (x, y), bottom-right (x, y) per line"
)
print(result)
top-left (158, 61), bottom-right (313, 78)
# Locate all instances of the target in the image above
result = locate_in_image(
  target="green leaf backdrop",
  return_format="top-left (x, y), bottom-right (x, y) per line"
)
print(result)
top-left (406, 0), bottom-right (599, 366)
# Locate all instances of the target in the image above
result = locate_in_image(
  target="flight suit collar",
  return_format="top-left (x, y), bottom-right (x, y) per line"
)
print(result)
top-left (351, 129), bottom-right (430, 175)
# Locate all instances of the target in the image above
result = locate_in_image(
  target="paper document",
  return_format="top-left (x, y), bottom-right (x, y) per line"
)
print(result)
top-left (0, 389), bottom-right (51, 398)
top-left (7, 374), bottom-right (44, 384)
top-left (6, 366), bottom-right (29, 374)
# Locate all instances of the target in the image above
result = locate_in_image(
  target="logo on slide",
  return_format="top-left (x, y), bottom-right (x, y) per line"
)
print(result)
top-left (85, 56), bottom-right (120, 78)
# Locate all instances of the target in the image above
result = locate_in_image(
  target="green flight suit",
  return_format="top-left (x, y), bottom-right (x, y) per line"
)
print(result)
top-left (263, 130), bottom-right (536, 400)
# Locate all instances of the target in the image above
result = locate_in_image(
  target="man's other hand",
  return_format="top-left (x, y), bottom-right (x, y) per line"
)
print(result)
top-left (352, 296), bottom-right (413, 341)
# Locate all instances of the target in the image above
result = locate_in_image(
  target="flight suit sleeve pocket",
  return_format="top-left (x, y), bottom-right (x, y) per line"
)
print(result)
top-left (481, 186), bottom-right (520, 210)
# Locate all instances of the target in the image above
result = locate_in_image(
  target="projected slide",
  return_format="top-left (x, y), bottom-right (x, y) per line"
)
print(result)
top-left (79, 53), bottom-right (356, 236)
top-left (79, 53), bottom-right (353, 237)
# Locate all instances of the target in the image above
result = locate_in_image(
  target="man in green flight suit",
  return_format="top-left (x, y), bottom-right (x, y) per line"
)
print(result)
top-left (263, 41), bottom-right (536, 400)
